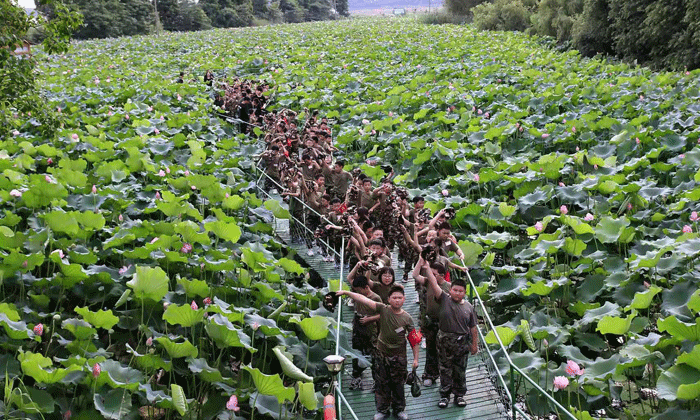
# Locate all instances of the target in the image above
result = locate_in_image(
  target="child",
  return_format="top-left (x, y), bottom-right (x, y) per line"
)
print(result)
top-left (337, 285), bottom-right (419, 420)
top-left (348, 275), bottom-right (382, 390)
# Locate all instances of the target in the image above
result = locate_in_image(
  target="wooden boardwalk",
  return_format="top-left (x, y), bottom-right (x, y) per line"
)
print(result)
top-left (264, 193), bottom-right (508, 420)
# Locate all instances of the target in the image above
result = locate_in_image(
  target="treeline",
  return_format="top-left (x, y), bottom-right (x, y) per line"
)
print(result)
top-left (446, 0), bottom-right (700, 71)
top-left (53, 0), bottom-right (349, 39)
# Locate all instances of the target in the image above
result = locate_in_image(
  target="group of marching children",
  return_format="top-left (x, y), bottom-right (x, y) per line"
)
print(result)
top-left (257, 108), bottom-right (480, 420)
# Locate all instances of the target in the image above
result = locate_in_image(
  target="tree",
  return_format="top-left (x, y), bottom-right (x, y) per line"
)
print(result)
top-left (199, 0), bottom-right (254, 27)
top-left (1, 0), bottom-right (82, 139)
top-left (572, 0), bottom-right (614, 57)
top-left (157, 0), bottom-right (212, 31)
top-left (64, 0), bottom-right (153, 39)
top-left (336, 0), bottom-right (348, 17)
top-left (444, 0), bottom-right (488, 16)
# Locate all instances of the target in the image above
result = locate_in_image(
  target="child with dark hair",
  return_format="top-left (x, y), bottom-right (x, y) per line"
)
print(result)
top-left (422, 260), bottom-right (478, 409)
top-left (348, 275), bottom-right (382, 390)
top-left (337, 285), bottom-right (419, 420)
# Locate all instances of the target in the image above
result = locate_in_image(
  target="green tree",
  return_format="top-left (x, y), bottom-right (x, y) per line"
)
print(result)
top-left (278, 0), bottom-right (302, 22)
top-left (572, 0), bottom-right (614, 57)
top-left (530, 0), bottom-right (584, 43)
top-left (444, 0), bottom-right (488, 16)
top-left (1, 0), bottom-right (82, 139)
top-left (200, 0), bottom-right (254, 27)
top-left (157, 0), bottom-right (212, 31)
top-left (64, 0), bottom-right (153, 39)
top-left (336, 0), bottom-right (348, 17)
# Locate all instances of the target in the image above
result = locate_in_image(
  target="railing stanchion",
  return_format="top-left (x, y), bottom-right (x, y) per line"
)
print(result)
top-left (511, 365), bottom-right (516, 420)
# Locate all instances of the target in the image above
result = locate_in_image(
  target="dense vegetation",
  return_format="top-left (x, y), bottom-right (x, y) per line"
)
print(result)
top-left (465, 0), bottom-right (700, 71)
top-left (3, 11), bottom-right (700, 420)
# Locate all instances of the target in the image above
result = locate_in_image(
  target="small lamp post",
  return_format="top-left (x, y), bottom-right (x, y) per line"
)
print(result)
top-left (323, 355), bottom-right (345, 379)
top-left (323, 355), bottom-right (345, 420)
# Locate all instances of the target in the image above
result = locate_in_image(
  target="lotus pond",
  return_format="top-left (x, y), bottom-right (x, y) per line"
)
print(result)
top-left (2, 15), bottom-right (700, 420)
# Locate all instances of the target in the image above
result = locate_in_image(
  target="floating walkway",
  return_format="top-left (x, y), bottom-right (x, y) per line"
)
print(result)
top-left (263, 197), bottom-right (509, 420)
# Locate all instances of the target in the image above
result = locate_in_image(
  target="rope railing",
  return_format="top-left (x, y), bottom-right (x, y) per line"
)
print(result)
top-left (458, 261), bottom-right (577, 420)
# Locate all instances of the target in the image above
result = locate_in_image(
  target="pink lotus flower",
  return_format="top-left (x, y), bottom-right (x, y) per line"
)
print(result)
top-left (571, 127), bottom-right (576, 133)
top-left (91, 185), bottom-right (97, 194)
top-left (71, 133), bottom-right (79, 141)
top-left (542, 134), bottom-right (549, 139)
top-left (565, 360), bottom-right (583, 376)
top-left (181, 243), bottom-right (192, 253)
top-left (477, 109), bottom-right (482, 115)
top-left (388, 111), bottom-right (394, 117)
top-left (47, 158), bottom-right (53, 165)
top-left (535, 222), bottom-right (543, 232)
top-left (63, 410), bottom-right (71, 420)
top-left (33, 323), bottom-right (44, 336)
top-left (92, 363), bottom-right (101, 378)
top-left (45, 175), bottom-right (55, 184)
top-left (118, 265), bottom-right (131, 275)
top-left (107, 111), bottom-right (113, 116)
top-left (118, 214), bottom-right (123, 222)
top-left (53, 249), bottom-right (64, 259)
top-left (10, 189), bottom-right (22, 197)
top-left (148, 106), bottom-right (153, 112)
top-left (560, 205), bottom-right (568, 215)
top-left (627, 203), bottom-right (633, 211)
top-left (636, 138), bottom-right (640, 144)
top-left (226, 395), bottom-right (239, 411)
top-left (124, 114), bottom-right (129, 120)
top-left (553, 376), bottom-right (568, 390)
top-left (680, 154), bottom-right (686, 159)
top-left (203, 297), bottom-right (212, 306)
top-left (358, 129), bottom-right (364, 135)
top-left (593, 164), bottom-right (598, 170)
top-left (584, 213), bottom-right (594, 221)
top-left (150, 237), bottom-right (159, 244)
top-left (184, 170), bottom-right (190, 176)
top-left (155, 192), bottom-right (161, 200)
top-left (12, 130), bottom-right (19, 136)
top-left (362, 119), bottom-right (370, 125)
top-left (576, 146), bottom-right (579, 151)
top-left (154, 128), bottom-right (160, 135)
top-left (251, 322), bottom-right (260, 330)
top-left (165, 167), bottom-right (170, 174)
top-left (191, 185), bottom-right (197, 190)
top-left (190, 300), bottom-right (198, 310)
top-left (441, 189), bottom-right (449, 196)
top-left (683, 225), bottom-right (692, 233)
top-left (558, 182), bottom-right (565, 187)
top-left (57, 107), bottom-right (62, 112)
top-left (177, 95), bottom-right (182, 101)
top-left (22, 260), bottom-right (28, 268)
top-left (146, 336), bottom-right (153, 346)
top-left (691, 211), bottom-right (698, 222)
top-left (474, 174), bottom-right (480, 182)
top-left (157, 170), bottom-right (165, 177)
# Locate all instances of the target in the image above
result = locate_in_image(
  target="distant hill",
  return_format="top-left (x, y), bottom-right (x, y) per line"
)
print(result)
top-left (349, 0), bottom-right (443, 11)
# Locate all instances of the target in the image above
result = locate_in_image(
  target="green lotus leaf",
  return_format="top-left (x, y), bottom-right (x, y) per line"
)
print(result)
top-left (44, 210), bottom-right (80, 236)
top-left (171, 384), bottom-right (188, 416)
top-left (94, 388), bottom-right (133, 419)
top-left (127, 266), bottom-right (169, 302)
top-left (580, 301), bottom-right (621, 325)
top-left (62, 318), bottom-right (96, 340)
top-left (187, 358), bottom-right (226, 383)
top-left (18, 351), bottom-right (82, 384)
top-left (205, 314), bottom-right (254, 351)
top-left (458, 240), bottom-right (484, 267)
top-left (163, 303), bottom-right (204, 327)
top-left (290, 315), bottom-right (330, 341)
top-left (204, 220), bottom-right (241, 243)
top-left (272, 345), bottom-right (313, 382)
top-left (244, 313), bottom-right (285, 336)
top-left (96, 359), bottom-right (144, 390)
top-left (252, 282), bottom-right (284, 302)
top-left (563, 237), bottom-right (587, 256)
top-left (596, 311), bottom-right (636, 335)
top-left (74, 307), bottom-right (119, 330)
top-left (677, 345), bottom-right (700, 371)
top-left (594, 216), bottom-right (630, 243)
top-left (75, 211), bottom-right (106, 230)
top-left (7, 385), bottom-right (55, 414)
top-left (177, 277), bottom-right (210, 298)
top-left (125, 344), bottom-right (172, 372)
top-left (626, 286), bottom-right (662, 311)
top-left (242, 365), bottom-right (296, 403)
top-left (485, 326), bottom-right (517, 347)
top-left (222, 194), bottom-right (246, 210)
top-left (263, 199), bottom-right (290, 219)
top-left (658, 316), bottom-right (700, 341)
top-left (155, 336), bottom-right (198, 358)
top-left (688, 289), bottom-right (700, 314)
top-left (242, 247), bottom-right (271, 272)
top-left (583, 354), bottom-right (623, 380)
top-left (297, 381), bottom-right (318, 410)
top-left (658, 364), bottom-right (700, 401)
top-left (0, 303), bottom-right (21, 322)
top-left (277, 257), bottom-right (304, 275)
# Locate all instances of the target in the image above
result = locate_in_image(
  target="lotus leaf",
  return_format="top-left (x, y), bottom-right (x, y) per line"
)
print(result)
top-left (657, 316), bottom-right (700, 341)
top-left (155, 336), bottom-right (198, 358)
top-left (242, 366), bottom-right (295, 404)
top-left (163, 303), bottom-right (204, 327)
top-left (127, 266), bottom-right (169, 302)
top-left (93, 388), bottom-right (133, 419)
top-left (485, 326), bottom-right (518, 347)
top-left (291, 315), bottom-right (330, 341)
top-left (75, 307), bottom-right (119, 330)
top-left (657, 364), bottom-right (700, 401)
top-left (205, 314), bottom-right (254, 351)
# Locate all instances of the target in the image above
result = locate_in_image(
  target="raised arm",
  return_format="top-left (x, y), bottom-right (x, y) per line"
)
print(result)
top-left (411, 256), bottom-right (426, 285)
top-left (423, 259), bottom-right (443, 299)
top-left (336, 290), bottom-right (378, 311)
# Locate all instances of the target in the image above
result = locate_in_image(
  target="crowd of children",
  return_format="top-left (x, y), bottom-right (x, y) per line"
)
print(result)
top-left (247, 82), bottom-right (479, 420)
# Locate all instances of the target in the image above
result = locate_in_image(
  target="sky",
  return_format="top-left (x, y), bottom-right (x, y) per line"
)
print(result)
top-left (18, 0), bottom-right (36, 8)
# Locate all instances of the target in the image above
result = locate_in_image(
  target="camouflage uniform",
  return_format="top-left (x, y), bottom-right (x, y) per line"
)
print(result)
top-left (421, 315), bottom-right (440, 381)
top-left (374, 352), bottom-right (409, 415)
top-left (437, 331), bottom-right (470, 398)
top-left (351, 314), bottom-right (378, 380)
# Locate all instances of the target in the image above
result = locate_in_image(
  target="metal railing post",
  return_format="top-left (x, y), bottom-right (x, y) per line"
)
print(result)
top-left (511, 365), bottom-right (516, 420)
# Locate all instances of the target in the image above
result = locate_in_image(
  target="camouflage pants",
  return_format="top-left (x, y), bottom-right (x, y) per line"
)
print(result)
top-left (421, 316), bottom-right (439, 381)
top-left (374, 351), bottom-right (408, 414)
top-left (352, 315), bottom-right (377, 379)
top-left (437, 331), bottom-right (470, 398)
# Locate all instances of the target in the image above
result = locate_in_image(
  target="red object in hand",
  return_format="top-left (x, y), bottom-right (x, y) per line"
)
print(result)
top-left (323, 394), bottom-right (336, 420)
top-left (408, 328), bottom-right (423, 347)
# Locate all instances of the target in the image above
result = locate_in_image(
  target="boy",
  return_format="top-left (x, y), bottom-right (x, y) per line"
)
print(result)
top-left (337, 285), bottom-right (419, 420)
top-left (348, 275), bottom-right (382, 390)
top-left (422, 260), bottom-right (478, 409)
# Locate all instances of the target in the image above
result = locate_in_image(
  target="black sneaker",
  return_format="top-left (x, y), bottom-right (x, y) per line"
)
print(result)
top-left (455, 396), bottom-right (467, 407)
top-left (438, 398), bottom-right (449, 408)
